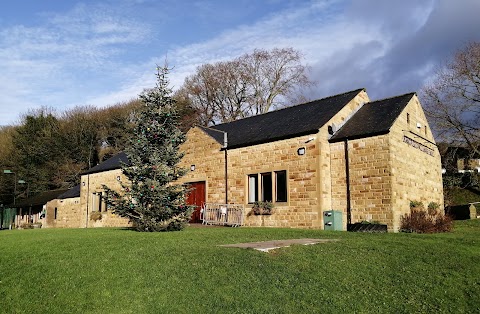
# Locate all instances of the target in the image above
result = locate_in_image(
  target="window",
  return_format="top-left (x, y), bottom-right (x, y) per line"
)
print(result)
top-left (261, 173), bottom-right (272, 202)
top-left (407, 113), bottom-right (410, 124)
top-left (275, 171), bottom-right (287, 202)
top-left (424, 125), bottom-right (427, 136)
top-left (54, 207), bottom-right (58, 220)
top-left (248, 175), bottom-right (258, 203)
top-left (248, 170), bottom-right (288, 203)
top-left (92, 192), bottom-right (103, 212)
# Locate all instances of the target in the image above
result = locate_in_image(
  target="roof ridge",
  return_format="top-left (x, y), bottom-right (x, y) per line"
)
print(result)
top-left (368, 92), bottom-right (416, 104)
top-left (209, 88), bottom-right (365, 129)
top-left (329, 91), bottom-right (416, 143)
top-left (199, 126), bottom-right (227, 134)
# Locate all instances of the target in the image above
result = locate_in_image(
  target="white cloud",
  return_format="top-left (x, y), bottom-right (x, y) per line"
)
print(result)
top-left (2, 0), bottom-right (480, 126)
top-left (0, 2), bottom-right (151, 125)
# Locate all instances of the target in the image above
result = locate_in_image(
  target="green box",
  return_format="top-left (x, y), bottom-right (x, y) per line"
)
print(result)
top-left (324, 210), bottom-right (343, 231)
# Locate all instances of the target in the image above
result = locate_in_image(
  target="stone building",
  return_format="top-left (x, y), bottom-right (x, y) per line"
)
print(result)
top-left (45, 153), bottom-right (131, 228)
top-left (178, 88), bottom-right (443, 231)
top-left (11, 189), bottom-right (68, 227)
top-left (47, 88), bottom-right (443, 231)
top-left (44, 185), bottom-right (81, 228)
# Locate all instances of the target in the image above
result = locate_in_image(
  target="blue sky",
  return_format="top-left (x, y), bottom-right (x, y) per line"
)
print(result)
top-left (1, 0), bottom-right (480, 126)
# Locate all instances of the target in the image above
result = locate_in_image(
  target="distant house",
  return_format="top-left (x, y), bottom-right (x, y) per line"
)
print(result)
top-left (11, 189), bottom-right (69, 227)
top-left (440, 146), bottom-right (480, 174)
top-left (44, 153), bottom-right (131, 229)
top-left (44, 185), bottom-right (81, 228)
top-left (46, 88), bottom-right (443, 232)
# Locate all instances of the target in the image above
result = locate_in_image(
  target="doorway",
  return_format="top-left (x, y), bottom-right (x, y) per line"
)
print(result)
top-left (186, 181), bottom-right (206, 223)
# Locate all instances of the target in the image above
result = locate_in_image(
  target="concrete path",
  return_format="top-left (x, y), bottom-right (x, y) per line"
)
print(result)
top-left (220, 238), bottom-right (339, 252)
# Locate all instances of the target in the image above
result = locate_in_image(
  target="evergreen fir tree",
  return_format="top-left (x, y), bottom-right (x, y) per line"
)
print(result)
top-left (104, 66), bottom-right (192, 231)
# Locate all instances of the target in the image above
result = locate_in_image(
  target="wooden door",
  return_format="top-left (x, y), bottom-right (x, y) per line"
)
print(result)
top-left (186, 181), bottom-right (206, 223)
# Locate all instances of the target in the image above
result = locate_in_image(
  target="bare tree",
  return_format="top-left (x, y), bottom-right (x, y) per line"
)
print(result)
top-left (422, 42), bottom-right (480, 157)
top-left (243, 48), bottom-right (312, 115)
top-left (178, 47), bottom-right (313, 125)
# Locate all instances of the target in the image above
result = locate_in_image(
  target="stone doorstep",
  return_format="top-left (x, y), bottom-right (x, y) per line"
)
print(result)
top-left (219, 238), bottom-right (339, 252)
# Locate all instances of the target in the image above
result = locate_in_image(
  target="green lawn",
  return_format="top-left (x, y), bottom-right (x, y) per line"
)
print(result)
top-left (1, 221), bottom-right (480, 314)
top-left (447, 186), bottom-right (480, 214)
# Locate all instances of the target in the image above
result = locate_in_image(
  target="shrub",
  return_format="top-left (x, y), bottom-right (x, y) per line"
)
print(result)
top-left (251, 201), bottom-right (275, 215)
top-left (90, 211), bottom-right (103, 222)
top-left (19, 223), bottom-right (33, 229)
top-left (410, 200), bottom-right (424, 209)
top-left (400, 208), bottom-right (452, 233)
top-left (427, 202), bottom-right (440, 212)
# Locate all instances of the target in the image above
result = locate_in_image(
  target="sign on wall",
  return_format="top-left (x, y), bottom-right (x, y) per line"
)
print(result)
top-left (403, 136), bottom-right (434, 156)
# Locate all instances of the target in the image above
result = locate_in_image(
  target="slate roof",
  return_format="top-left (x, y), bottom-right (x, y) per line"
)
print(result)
top-left (57, 184), bottom-right (80, 199)
top-left (329, 92), bottom-right (415, 143)
top-left (81, 151), bottom-right (130, 175)
top-left (199, 126), bottom-right (226, 145)
top-left (12, 189), bottom-right (70, 208)
top-left (205, 88), bottom-right (365, 149)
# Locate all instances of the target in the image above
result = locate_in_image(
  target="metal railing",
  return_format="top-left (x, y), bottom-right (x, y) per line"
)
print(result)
top-left (201, 203), bottom-right (244, 227)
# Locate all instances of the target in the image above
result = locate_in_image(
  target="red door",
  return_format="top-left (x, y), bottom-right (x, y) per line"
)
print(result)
top-left (186, 181), bottom-right (206, 223)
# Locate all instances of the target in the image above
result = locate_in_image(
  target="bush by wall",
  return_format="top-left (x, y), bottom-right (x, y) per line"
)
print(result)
top-left (401, 202), bottom-right (453, 233)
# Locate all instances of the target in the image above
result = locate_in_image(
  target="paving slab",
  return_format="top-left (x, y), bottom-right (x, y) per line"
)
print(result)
top-left (220, 238), bottom-right (339, 252)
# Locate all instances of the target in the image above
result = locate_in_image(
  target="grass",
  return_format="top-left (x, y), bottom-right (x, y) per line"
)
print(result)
top-left (1, 221), bottom-right (480, 313)
top-left (446, 186), bottom-right (480, 214)
top-left (446, 186), bottom-right (480, 205)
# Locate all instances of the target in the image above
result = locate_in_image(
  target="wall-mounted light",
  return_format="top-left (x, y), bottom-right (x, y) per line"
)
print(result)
top-left (190, 165), bottom-right (196, 171)
top-left (297, 147), bottom-right (306, 156)
top-left (116, 176), bottom-right (121, 181)
top-left (82, 182), bottom-right (86, 186)
top-left (305, 137), bottom-right (315, 143)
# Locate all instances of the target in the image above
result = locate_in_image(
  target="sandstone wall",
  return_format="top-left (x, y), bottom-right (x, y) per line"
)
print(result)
top-left (329, 95), bottom-right (443, 232)
top-left (330, 135), bottom-right (393, 229)
top-left (178, 127), bottom-right (228, 204)
top-left (44, 197), bottom-right (82, 228)
top-left (79, 169), bottom-right (131, 228)
top-left (318, 90), bottom-right (370, 228)
top-left (388, 96), bottom-right (444, 230)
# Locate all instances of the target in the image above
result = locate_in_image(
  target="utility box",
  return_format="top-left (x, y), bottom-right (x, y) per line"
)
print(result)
top-left (324, 210), bottom-right (343, 231)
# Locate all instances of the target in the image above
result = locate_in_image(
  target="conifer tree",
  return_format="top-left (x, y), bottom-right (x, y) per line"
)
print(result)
top-left (104, 66), bottom-right (192, 231)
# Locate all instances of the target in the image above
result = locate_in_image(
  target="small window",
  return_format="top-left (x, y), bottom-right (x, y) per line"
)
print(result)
top-left (407, 113), bottom-right (410, 124)
top-left (92, 193), bottom-right (103, 212)
top-left (54, 207), bottom-right (58, 220)
top-left (275, 171), bottom-right (287, 202)
top-left (248, 175), bottom-right (258, 203)
top-left (424, 125), bottom-right (427, 136)
top-left (261, 173), bottom-right (272, 202)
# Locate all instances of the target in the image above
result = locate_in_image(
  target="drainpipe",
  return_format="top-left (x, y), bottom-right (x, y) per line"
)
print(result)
top-left (85, 174), bottom-right (90, 228)
top-left (224, 132), bottom-right (228, 204)
top-left (344, 139), bottom-right (352, 225)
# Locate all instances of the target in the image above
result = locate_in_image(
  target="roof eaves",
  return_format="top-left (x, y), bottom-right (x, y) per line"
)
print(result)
top-left (224, 129), bottom-right (320, 150)
top-left (81, 165), bottom-right (123, 175)
top-left (328, 130), bottom-right (390, 143)
top-left (80, 152), bottom-right (129, 175)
